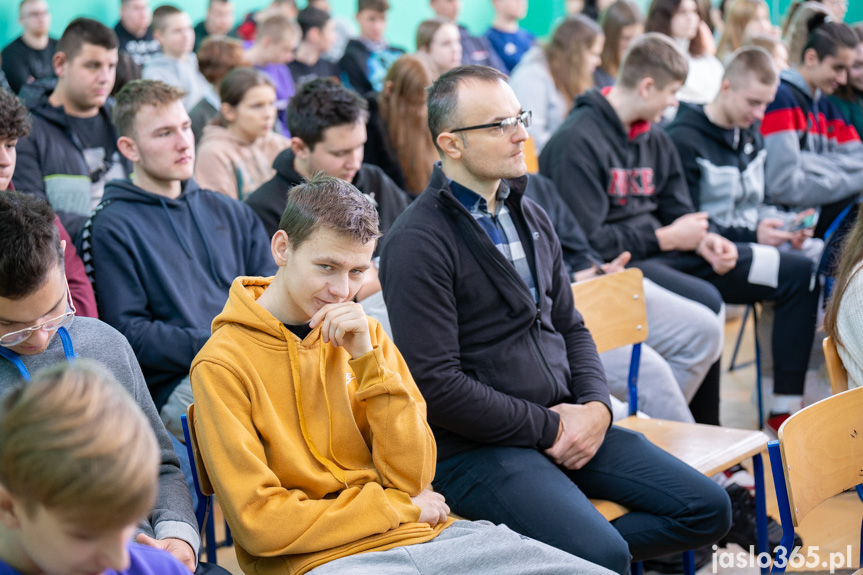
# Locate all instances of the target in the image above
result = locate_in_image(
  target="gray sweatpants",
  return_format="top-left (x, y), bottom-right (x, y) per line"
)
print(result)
top-left (308, 520), bottom-right (615, 575)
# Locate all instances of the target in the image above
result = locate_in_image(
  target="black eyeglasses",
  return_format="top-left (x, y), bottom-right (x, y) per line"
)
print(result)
top-left (450, 110), bottom-right (532, 137)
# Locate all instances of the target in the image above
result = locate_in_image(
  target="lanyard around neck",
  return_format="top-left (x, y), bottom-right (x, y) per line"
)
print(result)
top-left (0, 327), bottom-right (77, 383)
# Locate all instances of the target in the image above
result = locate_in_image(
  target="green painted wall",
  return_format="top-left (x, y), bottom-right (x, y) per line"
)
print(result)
top-left (1, 1), bottom-right (859, 56)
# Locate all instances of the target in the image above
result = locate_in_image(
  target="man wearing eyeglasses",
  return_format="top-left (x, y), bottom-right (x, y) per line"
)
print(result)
top-left (1, 0), bottom-right (58, 95)
top-left (379, 65), bottom-right (731, 574)
top-left (0, 191), bottom-right (201, 571)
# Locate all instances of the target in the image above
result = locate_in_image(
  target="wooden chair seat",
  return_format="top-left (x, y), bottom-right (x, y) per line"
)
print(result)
top-left (571, 268), bottom-right (771, 568)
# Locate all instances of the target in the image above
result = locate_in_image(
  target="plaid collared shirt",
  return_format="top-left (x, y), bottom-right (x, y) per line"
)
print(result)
top-left (451, 180), bottom-right (538, 303)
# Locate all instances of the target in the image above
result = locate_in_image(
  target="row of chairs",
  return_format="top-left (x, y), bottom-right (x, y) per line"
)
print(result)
top-left (180, 268), bottom-right (862, 572)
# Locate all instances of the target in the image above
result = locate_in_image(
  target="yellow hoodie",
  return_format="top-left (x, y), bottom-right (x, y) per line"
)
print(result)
top-left (190, 276), bottom-right (452, 575)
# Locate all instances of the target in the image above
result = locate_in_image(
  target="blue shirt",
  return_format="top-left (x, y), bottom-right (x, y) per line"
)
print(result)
top-left (485, 28), bottom-right (535, 74)
top-left (450, 179), bottom-right (538, 302)
top-left (0, 543), bottom-right (189, 575)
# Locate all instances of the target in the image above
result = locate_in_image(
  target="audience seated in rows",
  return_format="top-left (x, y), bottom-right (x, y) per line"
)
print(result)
top-left (647, 0), bottom-right (725, 108)
top-left (761, 13), bottom-right (863, 238)
top-left (0, 88), bottom-right (96, 317)
top-left (243, 14), bottom-right (299, 136)
top-left (79, 80), bottom-right (275, 441)
top-left (289, 7), bottom-right (341, 87)
top-left (363, 54), bottom-right (440, 195)
top-left (190, 173), bottom-right (613, 575)
top-left (595, 0), bottom-right (645, 89)
top-left (416, 18), bottom-right (463, 77)
top-left (509, 15), bottom-right (604, 154)
top-left (667, 46), bottom-right (821, 432)
top-left (0, 193), bottom-right (199, 570)
top-left (484, 0), bottom-right (535, 74)
top-left (429, 0), bottom-right (505, 72)
top-left (827, 24), bottom-right (863, 149)
top-left (1, 0), bottom-right (57, 95)
top-left (0, 362), bottom-right (191, 574)
top-left (115, 0), bottom-right (161, 68)
top-left (195, 67), bottom-right (290, 200)
top-left (143, 5), bottom-right (209, 111)
top-left (339, 0), bottom-right (405, 94)
top-left (190, 37), bottom-right (250, 145)
top-left (824, 202), bottom-right (863, 389)
top-left (540, 34), bottom-right (820, 435)
top-left (193, 0), bottom-right (234, 52)
top-left (13, 18), bottom-right (130, 240)
top-left (380, 64), bottom-right (732, 574)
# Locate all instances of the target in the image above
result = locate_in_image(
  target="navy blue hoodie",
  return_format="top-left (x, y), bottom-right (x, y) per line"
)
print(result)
top-left (79, 178), bottom-right (276, 408)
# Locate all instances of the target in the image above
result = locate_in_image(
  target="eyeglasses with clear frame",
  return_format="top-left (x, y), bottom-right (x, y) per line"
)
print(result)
top-left (0, 278), bottom-right (76, 348)
top-left (449, 110), bottom-right (533, 137)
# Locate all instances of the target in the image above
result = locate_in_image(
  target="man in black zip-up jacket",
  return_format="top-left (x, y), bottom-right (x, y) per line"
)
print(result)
top-left (379, 65), bottom-right (730, 575)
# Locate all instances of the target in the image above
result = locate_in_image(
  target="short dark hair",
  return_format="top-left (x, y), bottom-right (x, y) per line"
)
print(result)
top-left (279, 173), bottom-right (380, 250)
top-left (0, 192), bottom-right (63, 300)
top-left (287, 78), bottom-right (368, 149)
top-left (113, 79), bottom-right (186, 138)
top-left (803, 14), bottom-right (857, 62)
top-left (0, 88), bottom-right (31, 140)
top-left (57, 18), bottom-right (119, 62)
top-left (358, 0), bottom-right (389, 13)
top-left (617, 32), bottom-right (689, 89)
top-left (297, 6), bottom-right (330, 38)
top-left (724, 45), bottom-right (778, 86)
top-left (426, 65), bottom-right (508, 152)
top-left (152, 4), bottom-right (183, 33)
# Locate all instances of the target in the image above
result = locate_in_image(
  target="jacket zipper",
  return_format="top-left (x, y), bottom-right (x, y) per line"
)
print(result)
top-left (449, 195), bottom-right (560, 396)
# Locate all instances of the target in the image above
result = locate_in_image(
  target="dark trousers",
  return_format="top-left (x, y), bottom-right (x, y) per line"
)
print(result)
top-left (434, 427), bottom-right (732, 575)
top-left (635, 244), bottom-right (819, 395)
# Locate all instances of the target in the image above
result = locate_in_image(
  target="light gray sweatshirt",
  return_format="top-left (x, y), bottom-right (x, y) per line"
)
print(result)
top-left (0, 316), bottom-right (200, 554)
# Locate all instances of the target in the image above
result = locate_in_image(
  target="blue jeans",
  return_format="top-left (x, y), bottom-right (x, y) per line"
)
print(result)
top-left (434, 427), bottom-right (731, 575)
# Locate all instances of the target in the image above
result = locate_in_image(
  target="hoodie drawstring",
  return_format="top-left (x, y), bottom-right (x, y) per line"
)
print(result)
top-left (286, 332), bottom-right (349, 489)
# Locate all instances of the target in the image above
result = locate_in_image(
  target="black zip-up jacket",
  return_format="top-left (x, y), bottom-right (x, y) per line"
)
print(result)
top-left (667, 102), bottom-right (768, 244)
top-left (13, 79), bottom-right (132, 239)
top-left (539, 88), bottom-right (696, 262)
top-left (379, 165), bottom-right (611, 461)
top-left (246, 148), bottom-right (411, 241)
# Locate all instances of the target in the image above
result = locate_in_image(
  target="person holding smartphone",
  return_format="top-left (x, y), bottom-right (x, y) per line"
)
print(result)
top-left (667, 46), bottom-right (820, 433)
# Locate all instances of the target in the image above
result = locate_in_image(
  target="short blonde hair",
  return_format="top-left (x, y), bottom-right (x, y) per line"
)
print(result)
top-left (0, 361), bottom-right (159, 529)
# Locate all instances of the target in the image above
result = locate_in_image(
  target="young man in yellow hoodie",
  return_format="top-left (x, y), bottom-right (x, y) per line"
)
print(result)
top-left (189, 174), bottom-right (613, 575)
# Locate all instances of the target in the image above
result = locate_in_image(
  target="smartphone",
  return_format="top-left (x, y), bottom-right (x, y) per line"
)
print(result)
top-left (782, 209), bottom-right (817, 233)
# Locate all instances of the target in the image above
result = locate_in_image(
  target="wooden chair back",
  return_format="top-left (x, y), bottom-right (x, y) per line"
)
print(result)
top-left (186, 403), bottom-right (215, 497)
top-left (524, 137), bottom-right (539, 174)
top-left (776, 385), bottom-right (863, 526)
top-left (570, 268), bottom-right (649, 354)
top-left (823, 336), bottom-right (849, 395)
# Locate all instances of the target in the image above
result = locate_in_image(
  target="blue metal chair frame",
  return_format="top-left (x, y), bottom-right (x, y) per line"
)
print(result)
top-left (181, 413), bottom-right (233, 564)
top-left (767, 440), bottom-right (863, 573)
top-left (626, 344), bottom-right (769, 574)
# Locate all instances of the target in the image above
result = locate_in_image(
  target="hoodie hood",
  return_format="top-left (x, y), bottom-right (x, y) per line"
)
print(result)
top-left (672, 102), bottom-right (758, 151)
top-left (199, 124), bottom-right (251, 147)
top-left (20, 78), bottom-right (116, 130)
top-left (781, 67), bottom-right (819, 103)
top-left (212, 276), bottom-right (291, 343)
top-left (572, 89), bottom-right (640, 142)
top-left (272, 148), bottom-right (304, 182)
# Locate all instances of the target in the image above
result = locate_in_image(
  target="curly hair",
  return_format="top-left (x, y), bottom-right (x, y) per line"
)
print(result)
top-left (0, 88), bottom-right (31, 140)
